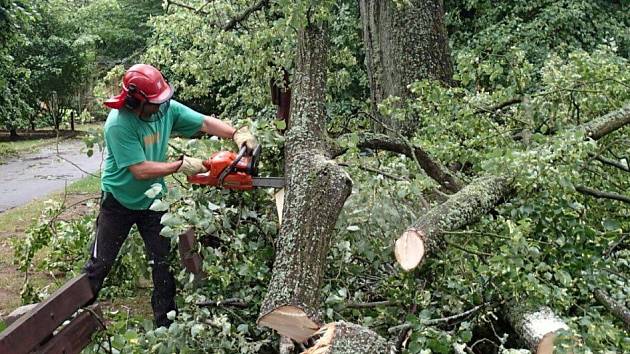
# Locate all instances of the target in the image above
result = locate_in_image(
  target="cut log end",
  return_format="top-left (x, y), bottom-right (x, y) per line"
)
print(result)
top-left (395, 229), bottom-right (425, 271)
top-left (275, 188), bottom-right (285, 226)
top-left (536, 332), bottom-right (557, 354)
top-left (302, 323), bottom-right (336, 354)
top-left (301, 321), bottom-right (395, 354)
top-left (258, 305), bottom-right (320, 342)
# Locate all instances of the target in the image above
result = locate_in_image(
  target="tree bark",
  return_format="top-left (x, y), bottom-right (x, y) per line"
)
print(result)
top-left (9, 128), bottom-right (19, 140)
top-left (505, 305), bottom-right (569, 354)
top-left (257, 23), bottom-right (353, 342)
top-left (594, 289), bottom-right (630, 330)
top-left (359, 0), bottom-right (454, 135)
top-left (395, 104), bottom-right (630, 271)
top-left (583, 104), bottom-right (630, 140)
top-left (302, 321), bottom-right (395, 354)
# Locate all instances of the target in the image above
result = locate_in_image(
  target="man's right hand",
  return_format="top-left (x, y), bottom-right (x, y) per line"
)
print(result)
top-left (177, 156), bottom-right (208, 176)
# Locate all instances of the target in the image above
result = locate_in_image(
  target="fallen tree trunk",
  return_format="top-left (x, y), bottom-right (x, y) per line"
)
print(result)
top-left (395, 104), bottom-right (630, 271)
top-left (257, 22), bottom-right (353, 342)
top-left (594, 289), bottom-right (630, 330)
top-left (302, 321), bottom-right (395, 354)
top-left (395, 175), bottom-right (512, 270)
top-left (506, 305), bottom-right (569, 354)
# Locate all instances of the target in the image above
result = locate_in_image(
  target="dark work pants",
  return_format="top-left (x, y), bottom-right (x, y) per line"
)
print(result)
top-left (83, 192), bottom-right (176, 328)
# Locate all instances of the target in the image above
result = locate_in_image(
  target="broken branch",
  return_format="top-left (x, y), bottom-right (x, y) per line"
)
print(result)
top-left (506, 305), bottom-right (570, 354)
top-left (395, 175), bottom-right (512, 270)
top-left (354, 133), bottom-right (464, 193)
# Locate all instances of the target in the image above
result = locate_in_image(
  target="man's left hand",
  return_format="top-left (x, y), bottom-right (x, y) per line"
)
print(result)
top-left (233, 126), bottom-right (259, 152)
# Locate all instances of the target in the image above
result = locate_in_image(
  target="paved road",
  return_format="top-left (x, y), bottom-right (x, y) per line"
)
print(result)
top-left (0, 140), bottom-right (103, 212)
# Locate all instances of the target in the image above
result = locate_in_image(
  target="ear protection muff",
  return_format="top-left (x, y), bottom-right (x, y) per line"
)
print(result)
top-left (124, 84), bottom-right (148, 109)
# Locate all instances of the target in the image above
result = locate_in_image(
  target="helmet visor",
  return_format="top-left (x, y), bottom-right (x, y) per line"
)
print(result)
top-left (148, 83), bottom-right (174, 105)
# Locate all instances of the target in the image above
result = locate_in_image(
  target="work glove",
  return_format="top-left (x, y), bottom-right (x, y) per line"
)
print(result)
top-left (233, 126), bottom-right (259, 153)
top-left (177, 156), bottom-right (208, 176)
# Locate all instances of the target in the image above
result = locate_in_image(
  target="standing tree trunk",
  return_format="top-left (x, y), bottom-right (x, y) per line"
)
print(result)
top-left (257, 22), bottom-right (353, 342)
top-left (359, 0), bottom-right (454, 135)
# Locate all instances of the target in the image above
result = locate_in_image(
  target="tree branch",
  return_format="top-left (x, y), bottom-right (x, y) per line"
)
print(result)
top-left (583, 104), bottom-right (630, 140)
top-left (575, 185), bottom-right (630, 204)
top-left (338, 163), bottom-right (408, 181)
top-left (166, 0), bottom-right (209, 15)
top-left (388, 302), bottom-right (490, 333)
top-left (351, 133), bottom-right (464, 193)
top-left (589, 153), bottom-right (630, 172)
top-left (223, 0), bottom-right (269, 31)
top-left (594, 289), bottom-right (630, 330)
top-left (345, 300), bottom-right (393, 309)
top-left (196, 298), bottom-right (248, 308)
top-left (474, 97), bottom-right (523, 114)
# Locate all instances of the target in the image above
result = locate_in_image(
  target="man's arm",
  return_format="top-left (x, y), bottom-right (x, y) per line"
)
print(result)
top-left (128, 115), bottom-right (232, 180)
top-left (128, 160), bottom-right (183, 180)
top-left (200, 115), bottom-right (237, 138)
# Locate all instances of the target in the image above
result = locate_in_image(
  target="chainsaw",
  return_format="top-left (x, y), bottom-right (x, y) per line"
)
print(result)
top-left (187, 145), bottom-right (285, 190)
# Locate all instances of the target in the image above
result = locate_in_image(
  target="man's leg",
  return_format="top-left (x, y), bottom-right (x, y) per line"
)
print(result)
top-left (83, 193), bottom-right (135, 297)
top-left (136, 209), bottom-right (176, 328)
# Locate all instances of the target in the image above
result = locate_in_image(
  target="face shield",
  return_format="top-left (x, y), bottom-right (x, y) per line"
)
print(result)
top-left (139, 99), bottom-right (171, 123)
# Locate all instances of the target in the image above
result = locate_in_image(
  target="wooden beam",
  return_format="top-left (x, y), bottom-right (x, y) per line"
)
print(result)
top-left (34, 305), bottom-right (103, 354)
top-left (178, 228), bottom-right (204, 275)
top-left (0, 274), bottom-right (93, 354)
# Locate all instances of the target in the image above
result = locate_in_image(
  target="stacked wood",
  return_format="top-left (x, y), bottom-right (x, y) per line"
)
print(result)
top-left (257, 22), bottom-right (353, 342)
top-left (506, 305), bottom-right (570, 354)
top-left (302, 321), bottom-right (395, 354)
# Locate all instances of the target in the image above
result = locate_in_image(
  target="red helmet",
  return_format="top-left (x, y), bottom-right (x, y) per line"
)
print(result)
top-left (104, 64), bottom-right (174, 109)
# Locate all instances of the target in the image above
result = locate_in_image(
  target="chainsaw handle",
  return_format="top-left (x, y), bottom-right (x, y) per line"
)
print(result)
top-left (218, 146), bottom-right (247, 185)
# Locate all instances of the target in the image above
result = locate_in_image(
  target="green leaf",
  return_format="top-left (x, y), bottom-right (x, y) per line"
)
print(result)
top-left (150, 199), bottom-right (170, 212)
top-left (144, 183), bottom-right (163, 198)
top-left (274, 119), bottom-right (286, 130)
top-left (602, 219), bottom-right (620, 231)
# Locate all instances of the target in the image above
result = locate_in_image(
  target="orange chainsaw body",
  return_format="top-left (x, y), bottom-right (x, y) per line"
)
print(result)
top-left (186, 150), bottom-right (256, 190)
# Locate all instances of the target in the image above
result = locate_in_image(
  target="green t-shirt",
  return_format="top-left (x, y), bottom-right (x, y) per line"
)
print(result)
top-left (101, 100), bottom-right (204, 210)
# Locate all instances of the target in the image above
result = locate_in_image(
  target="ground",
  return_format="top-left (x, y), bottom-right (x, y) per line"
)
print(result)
top-left (0, 192), bottom-right (92, 318)
top-left (0, 191), bottom-right (154, 323)
top-left (0, 129), bottom-right (156, 324)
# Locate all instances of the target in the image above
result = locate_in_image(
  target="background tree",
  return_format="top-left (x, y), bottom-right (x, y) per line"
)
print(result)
top-left (359, 0), bottom-right (454, 135)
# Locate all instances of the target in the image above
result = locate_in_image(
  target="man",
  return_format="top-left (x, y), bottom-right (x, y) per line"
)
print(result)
top-left (84, 64), bottom-right (257, 327)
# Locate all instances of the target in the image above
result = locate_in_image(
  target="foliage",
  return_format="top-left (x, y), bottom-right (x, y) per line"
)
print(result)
top-left (10, 0), bottom-right (630, 353)
top-left (0, 0), bottom-right (34, 133)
